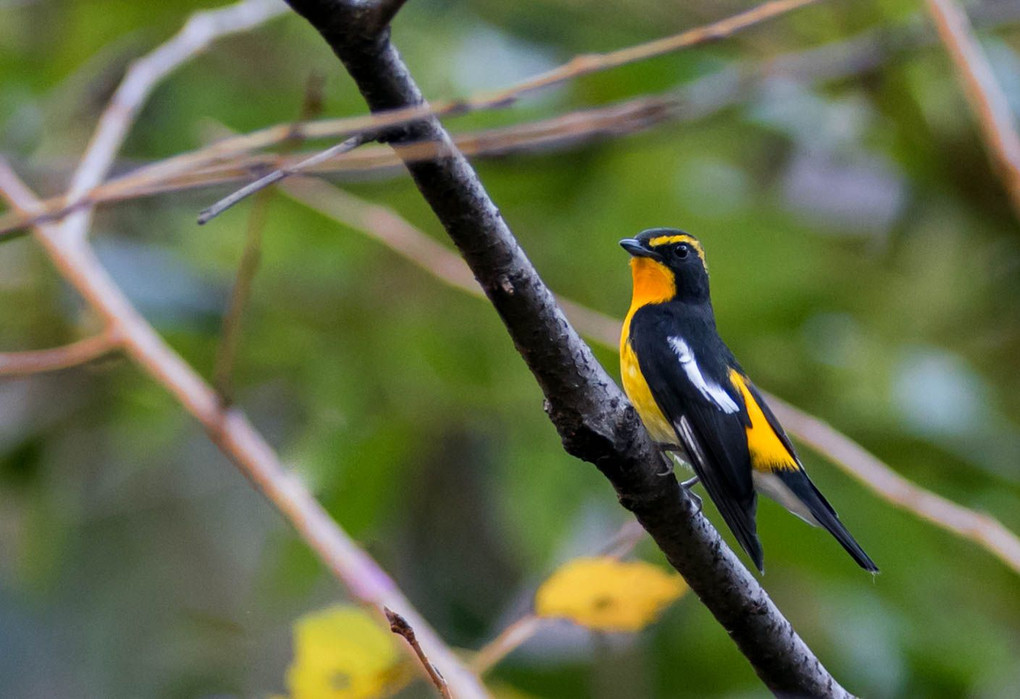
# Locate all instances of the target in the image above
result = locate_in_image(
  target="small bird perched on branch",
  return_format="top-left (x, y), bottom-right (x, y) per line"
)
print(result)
top-left (619, 228), bottom-right (877, 574)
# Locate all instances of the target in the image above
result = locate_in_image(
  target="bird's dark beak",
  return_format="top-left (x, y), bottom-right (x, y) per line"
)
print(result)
top-left (619, 238), bottom-right (658, 259)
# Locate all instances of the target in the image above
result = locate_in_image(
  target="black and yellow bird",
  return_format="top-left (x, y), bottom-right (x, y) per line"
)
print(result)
top-left (619, 228), bottom-right (877, 573)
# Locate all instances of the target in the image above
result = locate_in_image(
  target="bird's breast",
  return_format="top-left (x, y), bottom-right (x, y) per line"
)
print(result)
top-left (620, 335), bottom-right (677, 444)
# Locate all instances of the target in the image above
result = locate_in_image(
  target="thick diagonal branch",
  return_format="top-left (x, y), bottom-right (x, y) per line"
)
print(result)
top-left (281, 2), bottom-right (851, 695)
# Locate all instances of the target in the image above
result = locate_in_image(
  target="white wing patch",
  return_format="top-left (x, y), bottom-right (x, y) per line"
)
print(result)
top-left (668, 337), bottom-right (740, 413)
top-left (677, 416), bottom-right (706, 466)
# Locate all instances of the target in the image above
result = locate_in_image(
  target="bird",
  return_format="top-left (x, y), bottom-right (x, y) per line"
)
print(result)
top-left (619, 227), bottom-right (878, 574)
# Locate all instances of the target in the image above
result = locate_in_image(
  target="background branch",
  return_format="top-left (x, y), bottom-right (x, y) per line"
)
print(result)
top-left (470, 616), bottom-right (544, 677)
top-left (0, 331), bottom-right (121, 377)
top-left (11, 0), bottom-right (1020, 239)
top-left (767, 396), bottom-right (1020, 576)
top-left (211, 76), bottom-right (329, 404)
top-left (0, 0), bottom-right (821, 242)
top-left (279, 178), bottom-right (625, 349)
top-left (212, 189), bottom-right (267, 404)
top-left (924, 0), bottom-right (1020, 220)
top-left (0, 159), bottom-right (487, 699)
top-left (57, 0), bottom-right (287, 245)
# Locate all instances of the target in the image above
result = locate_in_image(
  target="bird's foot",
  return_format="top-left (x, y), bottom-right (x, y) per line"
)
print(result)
top-left (680, 476), bottom-right (702, 513)
top-left (656, 455), bottom-right (675, 477)
top-left (686, 490), bottom-right (703, 514)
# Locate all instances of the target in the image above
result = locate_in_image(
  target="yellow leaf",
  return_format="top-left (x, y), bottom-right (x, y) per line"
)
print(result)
top-left (285, 605), bottom-right (401, 699)
top-left (534, 557), bottom-right (687, 632)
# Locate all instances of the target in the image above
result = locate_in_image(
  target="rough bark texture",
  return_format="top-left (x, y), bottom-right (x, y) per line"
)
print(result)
top-left (282, 2), bottom-right (852, 695)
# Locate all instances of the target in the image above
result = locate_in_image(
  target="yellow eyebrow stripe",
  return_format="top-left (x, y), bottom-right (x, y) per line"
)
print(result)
top-left (647, 234), bottom-right (706, 264)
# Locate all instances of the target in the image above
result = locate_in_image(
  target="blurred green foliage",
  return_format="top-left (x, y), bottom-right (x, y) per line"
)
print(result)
top-left (2, 0), bottom-right (1020, 696)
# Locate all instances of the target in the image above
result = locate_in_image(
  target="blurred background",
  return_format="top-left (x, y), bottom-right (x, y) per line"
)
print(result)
top-left (1, 0), bottom-right (1019, 696)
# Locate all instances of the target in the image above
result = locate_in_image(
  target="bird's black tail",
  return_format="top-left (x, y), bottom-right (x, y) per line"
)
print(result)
top-left (717, 492), bottom-right (765, 575)
top-left (777, 469), bottom-right (878, 572)
top-left (676, 416), bottom-right (765, 573)
top-left (693, 466), bottom-right (764, 573)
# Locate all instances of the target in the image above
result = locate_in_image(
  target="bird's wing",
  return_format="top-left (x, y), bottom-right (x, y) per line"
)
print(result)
top-left (737, 375), bottom-right (879, 572)
top-left (729, 372), bottom-right (801, 472)
top-left (629, 315), bottom-right (763, 572)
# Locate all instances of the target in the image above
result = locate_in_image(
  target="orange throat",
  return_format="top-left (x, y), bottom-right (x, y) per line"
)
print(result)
top-left (621, 256), bottom-right (676, 355)
top-left (623, 258), bottom-right (675, 324)
top-left (619, 257), bottom-right (678, 444)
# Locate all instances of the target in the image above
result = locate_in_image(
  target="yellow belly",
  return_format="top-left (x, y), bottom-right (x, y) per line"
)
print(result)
top-left (620, 336), bottom-right (677, 444)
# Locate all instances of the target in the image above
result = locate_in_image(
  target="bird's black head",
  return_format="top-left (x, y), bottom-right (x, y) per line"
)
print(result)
top-left (619, 228), bottom-right (710, 304)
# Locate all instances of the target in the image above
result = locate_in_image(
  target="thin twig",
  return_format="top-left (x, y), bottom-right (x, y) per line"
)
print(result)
top-left (279, 178), bottom-right (624, 340)
top-left (0, 98), bottom-right (675, 235)
top-left (470, 616), bottom-right (543, 676)
top-left (11, 0), bottom-right (1020, 239)
top-left (924, 0), bottom-right (1020, 220)
top-left (385, 608), bottom-right (453, 699)
top-left (58, 0), bottom-right (287, 245)
top-left (600, 519), bottom-right (648, 559)
top-left (370, 0), bottom-right (412, 32)
top-left (198, 134), bottom-right (369, 224)
top-left (0, 331), bottom-right (121, 377)
top-left (212, 191), bottom-right (267, 404)
top-left (173, 0), bottom-right (823, 180)
top-left (9, 0), bottom-right (1008, 239)
top-left (0, 0), bottom-right (819, 242)
top-left (9, 0), bottom-right (994, 239)
top-left (211, 74), bottom-right (328, 403)
top-left (496, 0), bottom-right (818, 98)
top-left (279, 177), bottom-right (1020, 579)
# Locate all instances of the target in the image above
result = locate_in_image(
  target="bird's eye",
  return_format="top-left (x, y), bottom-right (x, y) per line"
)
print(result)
top-left (674, 244), bottom-right (689, 259)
